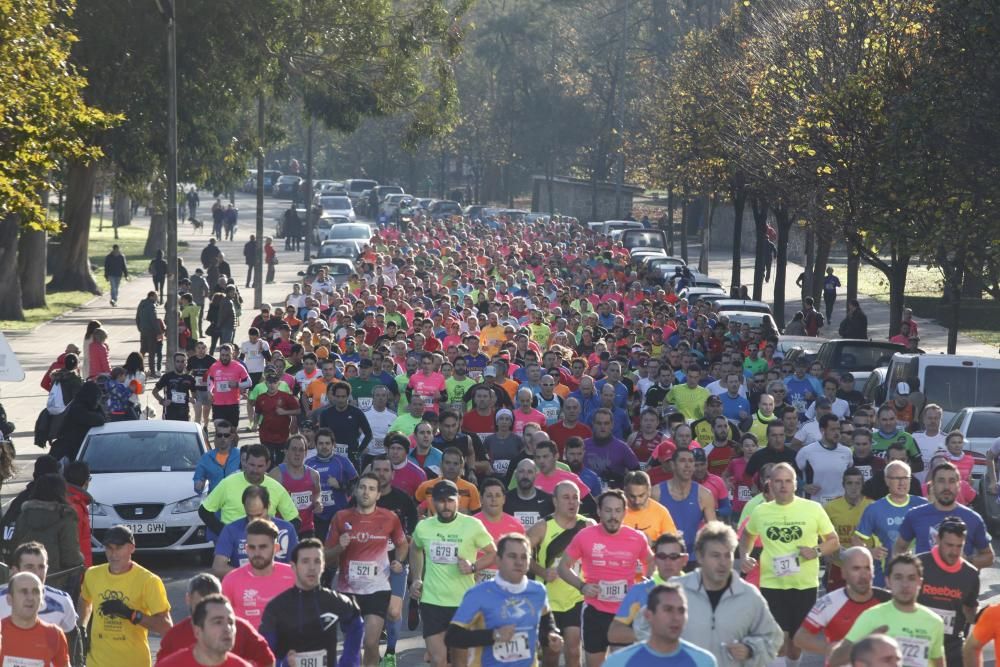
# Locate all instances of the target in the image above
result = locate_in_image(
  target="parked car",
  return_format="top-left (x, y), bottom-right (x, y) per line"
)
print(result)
top-left (312, 180), bottom-right (335, 193)
top-left (812, 340), bottom-right (908, 387)
top-left (317, 195), bottom-right (355, 222)
top-left (885, 353), bottom-right (1000, 423)
top-left (719, 310), bottom-right (780, 334)
top-left (344, 178), bottom-right (378, 209)
top-left (428, 200), bottom-right (462, 220)
top-left (80, 421), bottom-right (210, 554)
top-left (320, 181), bottom-right (347, 195)
top-left (944, 407), bottom-right (1000, 531)
top-left (273, 175), bottom-right (302, 198)
top-left (715, 299), bottom-right (772, 315)
top-left (273, 207), bottom-right (308, 239)
top-left (775, 335), bottom-right (829, 361)
top-left (371, 185), bottom-right (405, 213)
top-left (317, 240), bottom-right (364, 260)
top-left (679, 287), bottom-right (728, 303)
top-left (243, 169), bottom-right (282, 194)
top-left (299, 258), bottom-right (356, 286)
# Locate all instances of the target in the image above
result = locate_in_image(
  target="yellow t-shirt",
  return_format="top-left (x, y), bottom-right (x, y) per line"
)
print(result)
top-left (479, 325), bottom-right (506, 357)
top-left (665, 384), bottom-right (710, 421)
top-left (624, 499), bottom-right (678, 543)
top-left (824, 496), bottom-right (872, 566)
top-left (82, 562), bottom-right (170, 667)
top-left (745, 496), bottom-right (835, 590)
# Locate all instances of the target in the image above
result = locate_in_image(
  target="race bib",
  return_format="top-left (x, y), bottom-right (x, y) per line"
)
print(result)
top-left (171, 390), bottom-right (187, 404)
top-left (358, 397), bottom-right (373, 411)
top-left (348, 560), bottom-right (380, 584)
top-left (493, 459), bottom-right (511, 475)
top-left (542, 406), bottom-right (560, 422)
top-left (737, 486), bottom-right (752, 502)
top-left (478, 568), bottom-right (498, 583)
top-left (430, 541), bottom-right (459, 565)
top-left (772, 554), bottom-right (801, 577)
top-left (367, 439), bottom-right (385, 455)
top-left (598, 579), bottom-right (628, 603)
top-left (320, 489), bottom-right (335, 506)
top-left (195, 375), bottom-right (207, 386)
top-left (217, 380), bottom-right (231, 392)
top-left (930, 607), bottom-right (956, 635)
top-left (294, 650), bottom-right (327, 667)
top-left (898, 637), bottom-right (930, 667)
top-left (291, 491), bottom-right (312, 510)
top-left (3, 657), bottom-right (45, 667)
top-left (514, 512), bottom-right (541, 529)
top-left (493, 632), bottom-right (531, 663)
top-left (335, 443), bottom-right (350, 457)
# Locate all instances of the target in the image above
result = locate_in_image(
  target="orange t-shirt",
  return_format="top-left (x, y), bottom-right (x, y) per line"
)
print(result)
top-left (415, 477), bottom-right (482, 516)
top-left (0, 617), bottom-right (70, 666)
top-left (304, 377), bottom-right (332, 411)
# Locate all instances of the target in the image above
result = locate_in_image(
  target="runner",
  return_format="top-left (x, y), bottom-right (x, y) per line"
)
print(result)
top-left (259, 539), bottom-right (363, 667)
top-left (206, 344), bottom-right (252, 428)
top-left (152, 352), bottom-right (197, 421)
top-left (654, 448), bottom-right (716, 564)
top-left (608, 533), bottom-right (691, 644)
top-left (221, 519), bottom-right (296, 630)
top-left (0, 542), bottom-right (78, 646)
top-left (415, 447), bottom-right (482, 516)
top-left (505, 459), bottom-right (555, 531)
top-left (187, 341), bottom-right (216, 429)
top-left (267, 435), bottom-right (321, 537)
top-left (795, 414), bottom-right (854, 504)
top-left (362, 385), bottom-right (396, 465)
top-left (794, 547), bottom-right (891, 656)
top-left (830, 554), bottom-right (945, 667)
top-left (583, 409), bottom-right (640, 488)
top-left (445, 356), bottom-right (476, 413)
top-left (326, 473), bottom-right (408, 667)
top-left (158, 573), bottom-right (274, 666)
top-left (199, 445), bottom-right (301, 535)
top-left (626, 408), bottom-right (668, 465)
top-left (240, 328), bottom-right (272, 425)
top-left (446, 534), bottom-right (562, 666)
top-left (871, 405), bottom-right (924, 474)
top-left (557, 489), bottom-right (653, 667)
top-left (532, 441), bottom-right (592, 501)
top-left (739, 463), bottom-right (840, 666)
top-left (852, 460), bottom-right (927, 586)
top-left (528, 480), bottom-right (594, 667)
top-left (915, 517), bottom-right (979, 667)
top-left (823, 468), bottom-right (872, 590)
top-left (80, 525), bottom-right (172, 667)
top-left (211, 486), bottom-right (299, 578)
top-left (435, 410), bottom-right (488, 481)
top-left (473, 478), bottom-right (526, 582)
top-left (0, 572), bottom-right (70, 666)
top-left (156, 594), bottom-right (254, 667)
top-left (893, 462), bottom-right (993, 569)
top-left (410, 479), bottom-right (496, 667)
top-left (547, 398), bottom-right (593, 457)
top-left (622, 470), bottom-right (677, 543)
top-left (701, 415), bottom-right (739, 477)
top-left (408, 351), bottom-right (447, 413)
top-left (254, 371), bottom-right (300, 465)
top-left (602, 583), bottom-right (717, 667)
top-left (317, 381), bottom-right (373, 467)
top-left (304, 427), bottom-right (359, 542)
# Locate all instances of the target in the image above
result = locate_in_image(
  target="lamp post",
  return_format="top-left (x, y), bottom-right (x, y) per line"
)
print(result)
top-left (155, 0), bottom-right (179, 358)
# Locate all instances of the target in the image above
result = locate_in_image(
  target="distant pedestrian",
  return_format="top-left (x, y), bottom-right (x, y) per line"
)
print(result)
top-left (823, 267), bottom-right (841, 322)
top-left (211, 199), bottom-right (224, 239)
top-left (136, 291), bottom-right (162, 376)
top-left (223, 204), bottom-right (238, 241)
top-left (264, 237), bottom-right (276, 284)
top-left (838, 299), bottom-right (868, 340)
top-left (200, 237), bottom-right (221, 270)
top-left (102, 244), bottom-right (128, 307)
top-left (803, 296), bottom-right (824, 336)
top-left (148, 249), bottom-right (168, 304)
top-left (243, 235), bottom-right (258, 288)
top-left (186, 187), bottom-right (199, 219)
top-left (283, 206), bottom-right (300, 251)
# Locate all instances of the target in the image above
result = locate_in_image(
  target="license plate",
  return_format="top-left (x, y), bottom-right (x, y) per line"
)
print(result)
top-left (126, 522), bottom-right (166, 534)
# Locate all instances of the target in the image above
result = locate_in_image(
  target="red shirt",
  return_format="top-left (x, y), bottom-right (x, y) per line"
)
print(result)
top-left (157, 647), bottom-right (253, 666)
top-left (254, 391), bottom-right (299, 445)
top-left (547, 422), bottom-right (593, 457)
top-left (156, 616), bottom-right (274, 667)
top-left (0, 617), bottom-right (69, 666)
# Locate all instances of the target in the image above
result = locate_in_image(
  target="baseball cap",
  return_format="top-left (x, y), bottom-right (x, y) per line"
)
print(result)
top-left (691, 448), bottom-right (707, 463)
top-left (896, 381), bottom-right (911, 396)
top-left (306, 309), bottom-right (320, 319)
top-left (102, 525), bottom-right (135, 546)
top-left (483, 365), bottom-right (498, 377)
top-left (431, 479), bottom-right (460, 500)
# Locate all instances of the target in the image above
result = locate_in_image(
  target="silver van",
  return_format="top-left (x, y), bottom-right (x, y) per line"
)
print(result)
top-left (884, 353), bottom-right (1000, 422)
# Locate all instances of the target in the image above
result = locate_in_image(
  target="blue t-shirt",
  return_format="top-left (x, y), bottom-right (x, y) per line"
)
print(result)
top-left (854, 495), bottom-right (928, 585)
top-left (898, 503), bottom-right (990, 556)
top-left (305, 453), bottom-right (359, 520)
top-left (783, 376), bottom-right (815, 413)
top-left (451, 579), bottom-right (550, 667)
top-left (214, 515), bottom-right (298, 567)
top-left (604, 640), bottom-right (718, 667)
top-left (615, 578), bottom-right (656, 625)
top-left (719, 394), bottom-right (751, 422)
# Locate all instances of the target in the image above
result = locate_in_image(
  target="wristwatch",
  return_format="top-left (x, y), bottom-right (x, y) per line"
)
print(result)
top-left (471, 562), bottom-right (477, 573)
top-left (131, 610), bottom-right (145, 625)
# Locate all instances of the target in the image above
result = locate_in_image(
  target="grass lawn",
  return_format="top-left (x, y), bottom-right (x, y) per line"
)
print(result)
top-left (854, 263), bottom-right (1000, 347)
top-left (0, 218), bottom-right (187, 331)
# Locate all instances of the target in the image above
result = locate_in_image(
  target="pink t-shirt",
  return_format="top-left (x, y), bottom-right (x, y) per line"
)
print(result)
top-left (564, 524), bottom-right (650, 614)
top-left (725, 457), bottom-right (754, 513)
top-left (390, 460), bottom-right (427, 496)
top-left (513, 409), bottom-right (547, 435)
top-left (534, 469), bottom-right (591, 498)
top-left (207, 361), bottom-right (251, 406)
top-left (408, 372), bottom-right (446, 413)
top-left (698, 473), bottom-right (728, 505)
top-left (221, 563), bottom-right (295, 629)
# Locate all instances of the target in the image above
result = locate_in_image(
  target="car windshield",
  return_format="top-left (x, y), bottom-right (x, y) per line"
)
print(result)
top-left (83, 431), bottom-right (202, 473)
top-left (624, 231), bottom-right (666, 249)
top-left (923, 367), bottom-right (1000, 414)
top-left (833, 344), bottom-right (902, 371)
top-left (968, 411), bottom-right (1000, 438)
top-left (320, 196), bottom-right (350, 209)
top-left (329, 225), bottom-right (369, 239)
top-left (319, 245), bottom-right (356, 258)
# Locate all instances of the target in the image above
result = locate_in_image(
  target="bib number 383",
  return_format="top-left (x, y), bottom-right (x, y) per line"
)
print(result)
top-left (493, 632), bottom-right (531, 663)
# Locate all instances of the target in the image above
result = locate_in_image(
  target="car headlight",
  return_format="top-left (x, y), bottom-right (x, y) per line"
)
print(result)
top-left (91, 502), bottom-right (111, 517)
top-left (172, 495), bottom-right (203, 514)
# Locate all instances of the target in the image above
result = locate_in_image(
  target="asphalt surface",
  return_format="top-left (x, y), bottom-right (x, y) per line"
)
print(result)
top-left (0, 190), bottom-right (996, 666)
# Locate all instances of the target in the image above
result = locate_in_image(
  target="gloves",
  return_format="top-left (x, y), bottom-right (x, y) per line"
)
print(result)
top-left (100, 598), bottom-right (139, 623)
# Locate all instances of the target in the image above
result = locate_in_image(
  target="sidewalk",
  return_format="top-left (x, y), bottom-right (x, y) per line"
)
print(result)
top-left (704, 251), bottom-right (997, 356)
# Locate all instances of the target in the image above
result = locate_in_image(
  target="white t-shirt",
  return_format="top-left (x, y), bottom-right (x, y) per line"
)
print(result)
top-left (706, 379), bottom-right (746, 397)
top-left (806, 397), bottom-right (850, 419)
top-left (794, 420), bottom-right (823, 446)
top-left (913, 431), bottom-right (948, 482)
top-left (365, 407), bottom-right (398, 455)
top-left (240, 339), bottom-right (271, 374)
top-left (795, 441), bottom-right (854, 504)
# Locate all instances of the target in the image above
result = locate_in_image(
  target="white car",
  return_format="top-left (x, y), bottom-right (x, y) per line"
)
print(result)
top-left (317, 195), bottom-right (355, 222)
top-left (78, 421), bottom-right (211, 554)
top-left (380, 193), bottom-right (413, 218)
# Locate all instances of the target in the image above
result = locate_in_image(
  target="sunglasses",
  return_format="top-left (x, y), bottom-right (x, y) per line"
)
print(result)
top-left (655, 552), bottom-right (686, 561)
top-left (216, 432), bottom-right (233, 439)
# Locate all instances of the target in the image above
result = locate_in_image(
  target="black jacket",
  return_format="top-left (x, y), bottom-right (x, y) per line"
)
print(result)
top-left (103, 252), bottom-right (128, 278)
top-left (52, 383), bottom-right (105, 461)
top-left (839, 310), bottom-right (869, 339)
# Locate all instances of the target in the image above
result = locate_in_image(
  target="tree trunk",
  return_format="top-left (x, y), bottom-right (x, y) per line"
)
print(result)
top-left (666, 187), bottom-right (675, 256)
top-left (810, 231), bottom-right (832, 302)
top-left (0, 215), bottom-right (24, 320)
top-left (846, 232), bottom-right (859, 304)
top-left (49, 159), bottom-right (99, 294)
top-left (698, 193), bottom-right (714, 275)
top-left (886, 247), bottom-right (910, 337)
top-left (773, 205), bottom-right (794, 328)
top-left (944, 252), bottom-right (965, 355)
top-left (751, 196), bottom-right (768, 301)
top-left (730, 181), bottom-right (746, 296)
top-left (680, 194), bottom-right (689, 263)
top-left (112, 186), bottom-right (132, 229)
top-left (18, 228), bottom-right (47, 309)
top-left (144, 211), bottom-right (167, 259)
top-left (802, 226), bottom-right (814, 301)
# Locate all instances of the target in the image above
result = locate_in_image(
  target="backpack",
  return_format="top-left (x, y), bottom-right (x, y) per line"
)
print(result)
top-left (46, 383), bottom-right (66, 415)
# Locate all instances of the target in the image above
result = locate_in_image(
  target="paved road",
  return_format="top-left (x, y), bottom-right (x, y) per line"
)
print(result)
top-left (0, 192), bottom-right (996, 665)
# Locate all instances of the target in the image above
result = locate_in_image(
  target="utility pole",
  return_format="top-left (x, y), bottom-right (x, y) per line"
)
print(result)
top-left (156, 0), bottom-right (179, 358)
top-left (303, 118), bottom-right (314, 262)
top-left (255, 94), bottom-right (265, 308)
top-left (613, 0), bottom-right (629, 218)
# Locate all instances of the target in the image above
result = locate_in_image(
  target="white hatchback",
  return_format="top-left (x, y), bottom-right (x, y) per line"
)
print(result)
top-left (78, 421), bottom-right (212, 554)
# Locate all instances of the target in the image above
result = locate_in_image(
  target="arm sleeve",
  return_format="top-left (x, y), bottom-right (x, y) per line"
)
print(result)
top-left (143, 573), bottom-right (171, 616)
top-left (716, 497), bottom-right (733, 518)
top-left (199, 505), bottom-right (225, 537)
top-left (337, 604), bottom-right (364, 667)
top-left (445, 625), bottom-right (496, 648)
top-left (214, 524), bottom-right (235, 559)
